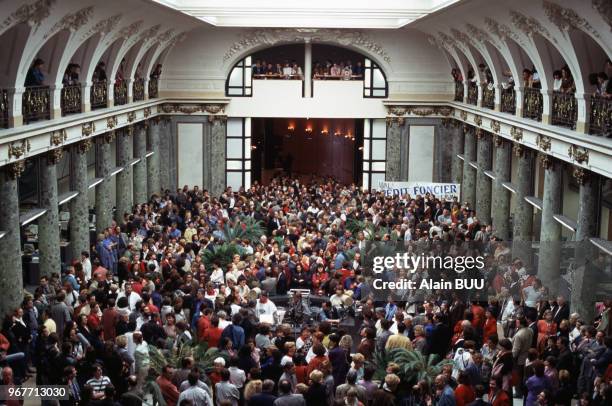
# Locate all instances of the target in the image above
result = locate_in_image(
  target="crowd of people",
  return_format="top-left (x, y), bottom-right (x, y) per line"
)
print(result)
top-left (251, 60), bottom-right (364, 80)
top-left (252, 60), bottom-right (304, 79)
top-left (0, 177), bottom-right (611, 406)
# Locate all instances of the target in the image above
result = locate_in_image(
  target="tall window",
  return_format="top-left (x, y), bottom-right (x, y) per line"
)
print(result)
top-left (226, 56), bottom-right (252, 97)
top-left (362, 119), bottom-right (387, 190)
top-left (363, 58), bottom-right (387, 98)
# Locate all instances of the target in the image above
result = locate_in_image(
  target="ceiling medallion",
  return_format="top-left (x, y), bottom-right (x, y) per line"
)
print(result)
top-left (510, 126), bottom-right (523, 142)
top-left (50, 129), bottom-right (67, 146)
top-left (8, 140), bottom-right (31, 159)
top-left (536, 134), bottom-right (551, 152)
top-left (568, 145), bottom-right (589, 165)
top-left (107, 116), bottom-right (118, 129)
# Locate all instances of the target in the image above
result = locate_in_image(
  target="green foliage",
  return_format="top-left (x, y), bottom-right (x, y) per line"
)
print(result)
top-left (148, 342), bottom-right (227, 376)
top-left (369, 349), bottom-right (454, 386)
top-left (201, 243), bottom-right (241, 269)
top-left (222, 216), bottom-right (266, 244)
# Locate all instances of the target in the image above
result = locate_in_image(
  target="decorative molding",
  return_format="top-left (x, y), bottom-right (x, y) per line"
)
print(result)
top-left (484, 17), bottom-right (525, 46)
top-left (156, 28), bottom-right (175, 43)
top-left (475, 128), bottom-right (485, 139)
top-left (513, 144), bottom-right (525, 157)
top-left (8, 140), bottom-right (31, 159)
top-left (493, 134), bottom-right (504, 147)
top-left (127, 111), bottom-right (136, 123)
top-left (203, 104), bottom-right (224, 114)
top-left (77, 139), bottom-right (93, 154)
top-left (161, 104), bottom-right (175, 113)
top-left (50, 129), bottom-right (67, 146)
top-left (116, 20), bottom-right (143, 40)
top-left (386, 116), bottom-right (405, 127)
top-left (103, 130), bottom-right (116, 144)
top-left (572, 167), bottom-right (588, 186)
top-left (543, 1), bottom-right (600, 39)
top-left (82, 122), bottom-right (95, 137)
top-left (107, 116), bottom-right (118, 129)
top-left (459, 110), bottom-right (468, 121)
top-left (208, 115), bottom-right (228, 124)
top-left (490, 120), bottom-right (501, 133)
top-left (44, 6), bottom-right (93, 40)
top-left (139, 24), bottom-right (161, 42)
top-left (510, 10), bottom-right (555, 43)
top-left (541, 153), bottom-right (554, 170)
top-left (7, 160), bottom-right (26, 180)
top-left (1, 0), bottom-right (56, 32)
top-left (473, 115), bottom-right (482, 126)
top-left (223, 29), bottom-right (391, 63)
top-left (592, 0), bottom-right (611, 29)
top-left (510, 126), bottom-right (523, 142)
top-left (466, 23), bottom-right (493, 44)
top-left (536, 134), bottom-right (552, 152)
top-left (82, 14), bottom-right (121, 40)
top-left (47, 148), bottom-right (63, 165)
top-left (126, 125), bottom-right (134, 136)
top-left (568, 144), bottom-right (589, 164)
top-left (179, 105), bottom-right (201, 114)
top-left (143, 107), bottom-right (151, 118)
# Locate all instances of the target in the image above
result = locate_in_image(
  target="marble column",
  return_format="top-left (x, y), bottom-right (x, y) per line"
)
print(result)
top-left (475, 130), bottom-right (492, 224)
top-left (0, 162), bottom-right (24, 317)
top-left (451, 122), bottom-right (464, 186)
top-left (159, 119), bottom-right (171, 192)
top-left (95, 133), bottom-right (113, 232)
top-left (70, 141), bottom-right (91, 260)
top-left (115, 128), bottom-right (132, 224)
top-left (38, 150), bottom-right (61, 277)
top-left (512, 146), bottom-right (534, 265)
top-left (462, 126), bottom-right (477, 207)
top-left (492, 137), bottom-right (511, 240)
top-left (210, 116), bottom-right (227, 197)
top-left (133, 125), bottom-right (148, 203)
top-left (537, 157), bottom-right (562, 295)
top-left (571, 169), bottom-right (600, 322)
top-left (385, 118), bottom-right (404, 182)
top-left (147, 121), bottom-right (162, 196)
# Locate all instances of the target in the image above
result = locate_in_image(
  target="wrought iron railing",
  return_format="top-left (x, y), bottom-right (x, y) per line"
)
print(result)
top-left (149, 78), bottom-right (158, 98)
top-left (551, 91), bottom-right (577, 130)
top-left (589, 96), bottom-right (612, 137)
top-left (0, 89), bottom-right (8, 129)
top-left (91, 81), bottom-right (107, 110)
top-left (482, 86), bottom-right (495, 109)
top-left (467, 82), bottom-right (477, 105)
top-left (501, 88), bottom-right (516, 114)
top-left (114, 81), bottom-right (127, 106)
top-left (454, 81), bottom-right (463, 102)
top-left (523, 87), bottom-right (543, 122)
top-left (61, 84), bottom-right (81, 116)
top-left (22, 85), bottom-right (50, 124)
top-left (133, 78), bottom-right (144, 101)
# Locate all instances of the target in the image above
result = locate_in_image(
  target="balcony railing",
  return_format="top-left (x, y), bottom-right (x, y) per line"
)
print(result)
top-left (501, 88), bottom-right (516, 115)
top-left (91, 81), bottom-right (107, 110)
top-left (589, 96), bottom-right (612, 137)
top-left (1, 89), bottom-right (8, 129)
top-left (149, 78), bottom-right (158, 98)
top-left (22, 86), bottom-right (50, 124)
top-left (133, 78), bottom-right (144, 102)
top-left (114, 81), bottom-right (127, 106)
top-left (454, 81), bottom-right (463, 102)
top-left (467, 82), bottom-right (477, 105)
top-left (551, 91), bottom-right (577, 130)
top-left (483, 86), bottom-right (495, 109)
top-left (60, 84), bottom-right (81, 116)
top-left (523, 87), bottom-right (543, 122)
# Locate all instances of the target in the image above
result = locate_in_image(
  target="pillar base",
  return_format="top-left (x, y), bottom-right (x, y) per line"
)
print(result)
top-left (515, 109), bottom-right (522, 118)
top-left (494, 103), bottom-right (501, 112)
top-left (107, 99), bottom-right (114, 108)
top-left (81, 103), bottom-right (91, 113)
top-left (576, 121), bottom-right (588, 134)
top-left (128, 96), bottom-right (133, 103)
top-left (51, 108), bottom-right (62, 120)
top-left (541, 114), bottom-right (551, 125)
top-left (9, 115), bottom-right (23, 127)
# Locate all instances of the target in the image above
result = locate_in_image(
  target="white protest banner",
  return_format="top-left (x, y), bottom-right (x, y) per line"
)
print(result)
top-left (377, 180), bottom-right (461, 200)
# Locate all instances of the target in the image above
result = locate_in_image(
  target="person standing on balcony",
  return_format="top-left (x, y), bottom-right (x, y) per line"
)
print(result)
top-left (94, 61), bottom-right (107, 83)
top-left (353, 61), bottom-right (364, 77)
top-left (552, 71), bottom-right (562, 92)
top-left (25, 58), bottom-right (45, 87)
top-left (560, 66), bottom-right (575, 93)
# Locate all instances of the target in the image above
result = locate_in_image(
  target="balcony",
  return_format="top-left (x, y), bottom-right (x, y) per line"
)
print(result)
top-left (133, 78), bottom-right (145, 102)
top-left (91, 81), bottom-right (107, 110)
top-left (551, 91), bottom-right (577, 130)
top-left (523, 87), bottom-right (543, 122)
top-left (467, 82), bottom-right (477, 105)
top-left (60, 84), bottom-right (81, 116)
top-left (482, 86), bottom-right (494, 110)
top-left (149, 78), bottom-right (158, 98)
top-left (501, 88), bottom-right (516, 115)
top-left (454, 82), bottom-right (463, 102)
top-left (1, 89), bottom-right (8, 129)
top-left (589, 96), bottom-right (612, 136)
top-left (22, 86), bottom-right (50, 124)
top-left (114, 81), bottom-right (127, 106)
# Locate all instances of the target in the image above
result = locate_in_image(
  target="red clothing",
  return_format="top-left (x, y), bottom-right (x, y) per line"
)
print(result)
top-left (87, 313), bottom-right (101, 331)
top-left (93, 266), bottom-right (108, 282)
top-left (209, 371), bottom-right (222, 387)
top-left (488, 389), bottom-right (511, 406)
top-left (132, 281), bottom-right (143, 295)
top-left (471, 305), bottom-right (485, 330)
top-left (454, 384), bottom-right (475, 406)
top-left (202, 327), bottom-right (223, 348)
top-left (307, 355), bottom-right (329, 376)
top-left (102, 308), bottom-right (118, 340)
top-left (0, 333), bottom-right (10, 352)
top-left (484, 317), bottom-right (497, 340)
top-left (312, 272), bottom-right (329, 290)
top-left (156, 375), bottom-right (179, 406)
top-left (197, 315), bottom-right (211, 340)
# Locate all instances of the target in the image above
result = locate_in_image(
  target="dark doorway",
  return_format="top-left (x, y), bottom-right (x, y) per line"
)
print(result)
top-left (251, 118), bottom-right (363, 185)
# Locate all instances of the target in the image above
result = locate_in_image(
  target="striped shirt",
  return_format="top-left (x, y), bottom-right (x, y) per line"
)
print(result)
top-left (86, 376), bottom-right (111, 393)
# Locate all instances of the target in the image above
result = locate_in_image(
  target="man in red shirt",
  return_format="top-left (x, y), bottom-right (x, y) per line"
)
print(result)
top-left (197, 308), bottom-right (212, 340)
top-left (156, 365), bottom-right (180, 406)
top-left (488, 376), bottom-right (510, 406)
top-left (201, 316), bottom-right (223, 348)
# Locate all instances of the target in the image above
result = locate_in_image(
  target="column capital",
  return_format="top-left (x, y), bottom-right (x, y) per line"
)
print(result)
top-left (208, 114), bottom-right (228, 125)
top-left (386, 116), bottom-right (405, 127)
top-left (540, 153), bottom-right (557, 170)
top-left (47, 148), bottom-right (63, 165)
top-left (493, 134), bottom-right (505, 147)
top-left (77, 139), bottom-right (93, 154)
top-left (513, 143), bottom-right (529, 157)
top-left (6, 160), bottom-right (26, 179)
top-left (103, 130), bottom-right (116, 144)
top-left (572, 167), bottom-right (594, 186)
top-left (475, 128), bottom-right (486, 140)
